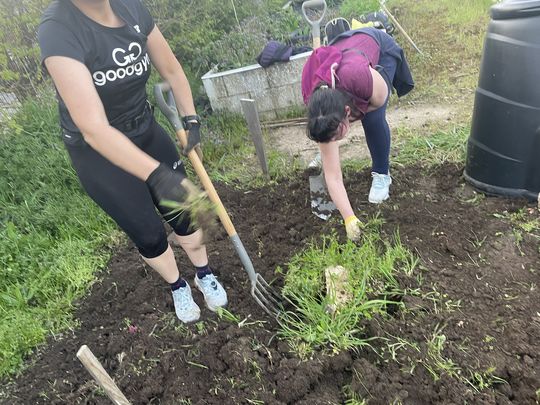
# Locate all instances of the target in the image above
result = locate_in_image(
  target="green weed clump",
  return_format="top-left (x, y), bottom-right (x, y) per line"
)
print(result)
top-left (393, 125), bottom-right (469, 167)
top-left (340, 0), bottom-right (380, 19)
top-left (278, 222), bottom-right (417, 357)
top-left (0, 97), bottom-right (119, 377)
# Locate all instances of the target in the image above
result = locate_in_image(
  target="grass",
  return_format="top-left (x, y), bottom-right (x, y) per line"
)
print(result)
top-left (393, 125), bottom-right (469, 166)
top-left (277, 220), bottom-right (418, 357)
top-left (493, 208), bottom-right (540, 254)
top-left (468, 367), bottom-right (506, 391)
top-left (416, 324), bottom-right (507, 392)
top-left (389, 0), bottom-right (494, 109)
top-left (421, 324), bottom-right (462, 382)
top-left (160, 184), bottom-right (219, 236)
top-left (0, 95), bottom-right (120, 377)
top-left (155, 107), bottom-right (303, 187)
top-left (341, 124), bottom-right (469, 176)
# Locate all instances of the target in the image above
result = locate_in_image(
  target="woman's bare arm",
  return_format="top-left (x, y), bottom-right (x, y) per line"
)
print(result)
top-left (146, 26), bottom-right (196, 117)
top-left (319, 141), bottom-right (355, 220)
top-left (44, 56), bottom-right (159, 180)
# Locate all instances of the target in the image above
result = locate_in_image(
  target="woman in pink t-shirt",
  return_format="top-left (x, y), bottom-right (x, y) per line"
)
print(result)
top-left (302, 27), bottom-right (413, 241)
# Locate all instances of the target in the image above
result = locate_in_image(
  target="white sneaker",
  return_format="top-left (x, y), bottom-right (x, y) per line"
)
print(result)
top-left (171, 283), bottom-right (201, 323)
top-left (368, 172), bottom-right (392, 204)
top-left (194, 273), bottom-right (228, 312)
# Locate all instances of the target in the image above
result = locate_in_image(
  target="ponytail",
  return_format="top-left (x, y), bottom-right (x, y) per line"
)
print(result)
top-left (306, 85), bottom-right (349, 143)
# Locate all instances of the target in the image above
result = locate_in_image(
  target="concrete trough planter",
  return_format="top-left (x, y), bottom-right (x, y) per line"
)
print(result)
top-left (201, 51), bottom-right (312, 121)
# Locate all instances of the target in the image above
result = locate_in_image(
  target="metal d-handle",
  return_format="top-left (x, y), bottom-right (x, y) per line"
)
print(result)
top-left (153, 82), bottom-right (183, 131)
top-left (302, 0), bottom-right (327, 39)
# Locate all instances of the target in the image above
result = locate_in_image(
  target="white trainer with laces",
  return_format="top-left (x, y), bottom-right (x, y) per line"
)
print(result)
top-left (194, 273), bottom-right (228, 311)
top-left (171, 283), bottom-right (201, 323)
top-left (368, 172), bottom-right (392, 204)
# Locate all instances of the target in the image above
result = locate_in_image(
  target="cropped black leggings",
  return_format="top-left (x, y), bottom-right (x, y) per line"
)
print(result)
top-left (65, 117), bottom-right (194, 259)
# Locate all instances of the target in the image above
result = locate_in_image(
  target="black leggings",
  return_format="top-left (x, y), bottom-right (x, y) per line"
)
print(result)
top-left (65, 117), bottom-right (194, 259)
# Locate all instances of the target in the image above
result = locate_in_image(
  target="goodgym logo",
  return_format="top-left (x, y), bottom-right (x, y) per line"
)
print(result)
top-left (112, 42), bottom-right (142, 66)
top-left (93, 42), bottom-right (150, 86)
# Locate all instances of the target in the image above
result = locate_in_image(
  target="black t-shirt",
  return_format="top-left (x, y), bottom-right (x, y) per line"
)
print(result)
top-left (38, 0), bottom-right (155, 136)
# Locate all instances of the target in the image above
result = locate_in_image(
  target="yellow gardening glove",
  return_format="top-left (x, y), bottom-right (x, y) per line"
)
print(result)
top-left (344, 215), bottom-right (363, 242)
top-left (351, 18), bottom-right (376, 30)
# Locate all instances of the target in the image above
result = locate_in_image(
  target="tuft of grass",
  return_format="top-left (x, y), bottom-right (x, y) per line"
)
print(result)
top-left (216, 307), bottom-right (241, 324)
top-left (0, 96), bottom-right (120, 377)
top-left (493, 208), bottom-right (540, 252)
top-left (340, 0), bottom-right (379, 18)
top-left (467, 367), bottom-right (507, 391)
top-left (160, 182), bottom-right (219, 238)
top-left (434, 0), bottom-right (497, 26)
top-left (421, 324), bottom-right (462, 382)
top-left (344, 395), bottom-right (368, 405)
top-left (393, 125), bottom-right (469, 167)
top-left (342, 124), bottom-right (470, 174)
top-left (278, 221), bottom-right (418, 356)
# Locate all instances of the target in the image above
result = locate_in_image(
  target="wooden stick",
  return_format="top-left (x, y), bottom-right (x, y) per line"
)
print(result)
top-left (261, 117), bottom-right (307, 125)
top-left (76, 345), bottom-right (131, 405)
top-left (175, 128), bottom-right (238, 237)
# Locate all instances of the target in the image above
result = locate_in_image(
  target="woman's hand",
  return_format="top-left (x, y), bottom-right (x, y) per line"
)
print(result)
top-left (145, 163), bottom-right (197, 215)
top-left (344, 215), bottom-right (363, 242)
top-left (182, 116), bottom-right (203, 162)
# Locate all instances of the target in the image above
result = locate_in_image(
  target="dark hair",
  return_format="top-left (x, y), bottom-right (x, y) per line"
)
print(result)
top-left (306, 85), bottom-right (349, 143)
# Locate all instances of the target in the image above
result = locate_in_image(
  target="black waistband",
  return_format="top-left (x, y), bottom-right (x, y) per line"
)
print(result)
top-left (114, 101), bottom-right (154, 132)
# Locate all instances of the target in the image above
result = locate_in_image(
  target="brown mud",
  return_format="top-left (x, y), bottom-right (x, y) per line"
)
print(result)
top-left (2, 163), bottom-right (539, 404)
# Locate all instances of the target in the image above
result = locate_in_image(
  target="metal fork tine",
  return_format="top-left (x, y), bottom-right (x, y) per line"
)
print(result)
top-left (255, 277), bottom-right (282, 304)
top-left (256, 292), bottom-right (280, 312)
top-left (253, 285), bottom-right (280, 310)
top-left (252, 292), bottom-right (280, 317)
top-left (253, 284), bottom-right (282, 316)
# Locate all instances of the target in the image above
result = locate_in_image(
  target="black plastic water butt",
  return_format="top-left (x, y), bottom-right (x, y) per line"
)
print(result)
top-left (464, 0), bottom-right (540, 201)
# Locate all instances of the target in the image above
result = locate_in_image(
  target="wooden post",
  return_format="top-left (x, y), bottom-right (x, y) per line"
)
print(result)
top-left (77, 345), bottom-right (131, 405)
top-left (240, 98), bottom-right (269, 178)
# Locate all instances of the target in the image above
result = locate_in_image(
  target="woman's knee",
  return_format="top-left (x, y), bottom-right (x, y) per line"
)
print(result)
top-left (136, 229), bottom-right (169, 259)
top-left (168, 211), bottom-right (196, 236)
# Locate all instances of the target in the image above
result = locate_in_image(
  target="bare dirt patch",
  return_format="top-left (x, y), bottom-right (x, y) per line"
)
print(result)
top-left (2, 163), bottom-right (539, 405)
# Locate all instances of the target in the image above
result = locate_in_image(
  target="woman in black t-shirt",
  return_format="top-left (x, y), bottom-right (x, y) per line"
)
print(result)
top-left (38, 0), bottom-right (227, 323)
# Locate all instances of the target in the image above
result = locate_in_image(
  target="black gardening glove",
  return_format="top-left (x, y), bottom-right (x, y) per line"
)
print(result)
top-left (182, 115), bottom-right (203, 162)
top-left (145, 163), bottom-right (194, 218)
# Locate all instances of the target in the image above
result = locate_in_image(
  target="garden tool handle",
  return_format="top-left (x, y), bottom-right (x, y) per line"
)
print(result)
top-left (380, 3), bottom-right (423, 55)
top-left (154, 82), bottom-right (236, 237)
top-left (302, 0), bottom-right (327, 49)
top-left (154, 83), bottom-right (259, 286)
top-left (77, 345), bottom-right (131, 405)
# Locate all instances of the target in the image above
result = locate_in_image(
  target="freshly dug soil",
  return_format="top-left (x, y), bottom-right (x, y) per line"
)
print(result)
top-left (2, 163), bottom-right (539, 405)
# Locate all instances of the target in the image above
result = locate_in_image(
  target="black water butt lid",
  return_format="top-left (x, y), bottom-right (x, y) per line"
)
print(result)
top-left (490, 0), bottom-right (540, 19)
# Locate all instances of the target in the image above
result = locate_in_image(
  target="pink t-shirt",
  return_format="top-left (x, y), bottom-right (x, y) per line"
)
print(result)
top-left (301, 33), bottom-right (380, 119)
top-left (332, 34), bottom-right (380, 118)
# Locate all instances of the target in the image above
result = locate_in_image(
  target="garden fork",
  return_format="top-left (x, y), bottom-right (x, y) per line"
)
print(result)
top-left (154, 83), bottom-right (284, 318)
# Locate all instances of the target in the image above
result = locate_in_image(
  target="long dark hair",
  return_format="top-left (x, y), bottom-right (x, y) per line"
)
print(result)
top-left (306, 84), bottom-right (350, 143)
